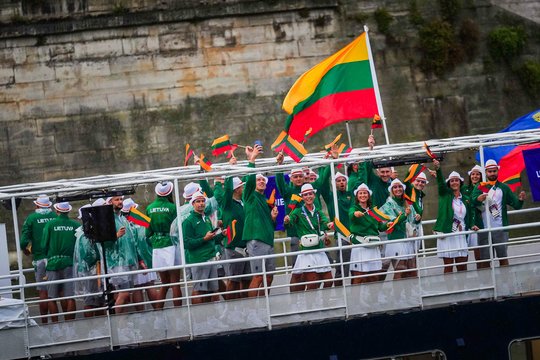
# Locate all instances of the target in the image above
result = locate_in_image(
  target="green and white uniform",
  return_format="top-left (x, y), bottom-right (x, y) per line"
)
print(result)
top-left (146, 196), bottom-right (178, 268)
top-left (349, 204), bottom-right (387, 272)
top-left (288, 204), bottom-right (331, 274)
top-left (380, 196), bottom-right (417, 260)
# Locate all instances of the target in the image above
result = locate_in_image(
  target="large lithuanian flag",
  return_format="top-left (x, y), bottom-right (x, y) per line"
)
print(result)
top-left (282, 31), bottom-right (380, 141)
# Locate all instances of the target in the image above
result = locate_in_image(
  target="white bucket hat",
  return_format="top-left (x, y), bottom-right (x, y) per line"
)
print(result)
top-left (299, 184), bottom-right (317, 195)
top-left (353, 183), bottom-right (372, 196)
top-left (415, 172), bottom-right (429, 184)
top-left (256, 173), bottom-right (268, 184)
top-left (189, 191), bottom-right (207, 205)
top-left (335, 171), bottom-right (348, 181)
top-left (183, 182), bottom-right (201, 200)
top-left (155, 181), bottom-right (174, 197)
top-left (232, 177), bottom-right (244, 190)
top-left (92, 198), bottom-right (106, 207)
top-left (446, 171), bottom-right (464, 183)
top-left (78, 204), bottom-right (92, 219)
top-left (121, 198), bottom-right (138, 213)
top-left (485, 159), bottom-right (499, 170)
top-left (33, 194), bottom-right (52, 208)
top-left (290, 168), bottom-right (304, 176)
top-left (388, 179), bottom-right (406, 192)
top-left (54, 202), bottom-right (72, 213)
top-left (308, 169), bottom-right (319, 179)
top-left (468, 165), bottom-right (484, 176)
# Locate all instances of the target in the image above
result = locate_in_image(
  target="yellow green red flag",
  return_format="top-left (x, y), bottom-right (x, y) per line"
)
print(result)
top-left (282, 32), bottom-right (379, 141)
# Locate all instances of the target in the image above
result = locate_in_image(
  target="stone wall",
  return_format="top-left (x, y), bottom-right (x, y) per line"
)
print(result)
top-left (1, 0), bottom-right (538, 187)
top-left (1, 0), bottom-right (539, 263)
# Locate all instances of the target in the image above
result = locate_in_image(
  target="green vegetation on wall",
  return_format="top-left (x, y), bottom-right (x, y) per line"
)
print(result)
top-left (487, 26), bottom-right (527, 63)
top-left (418, 20), bottom-right (464, 77)
top-left (374, 7), bottom-right (394, 35)
top-left (516, 60), bottom-right (540, 99)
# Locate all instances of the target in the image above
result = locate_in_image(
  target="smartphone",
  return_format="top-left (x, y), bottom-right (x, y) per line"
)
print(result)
top-left (254, 140), bottom-right (263, 153)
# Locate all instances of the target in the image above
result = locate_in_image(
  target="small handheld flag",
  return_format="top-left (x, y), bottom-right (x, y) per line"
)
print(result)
top-left (197, 154), bottom-right (213, 171)
top-left (184, 144), bottom-right (194, 167)
top-left (271, 131), bottom-right (288, 152)
top-left (303, 127), bottom-right (313, 144)
top-left (334, 217), bottom-right (351, 238)
top-left (127, 207), bottom-right (151, 228)
top-left (288, 194), bottom-right (303, 210)
top-left (226, 219), bottom-right (237, 245)
top-left (386, 212), bottom-right (403, 234)
top-left (267, 189), bottom-right (276, 208)
top-left (211, 135), bottom-right (234, 156)
top-left (367, 207), bottom-right (391, 223)
top-left (271, 131), bottom-right (307, 162)
top-left (424, 142), bottom-right (437, 160)
top-left (404, 164), bottom-right (427, 183)
top-left (371, 114), bottom-right (382, 129)
top-left (324, 134), bottom-right (342, 151)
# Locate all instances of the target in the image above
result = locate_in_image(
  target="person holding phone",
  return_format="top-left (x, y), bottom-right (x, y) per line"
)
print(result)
top-left (183, 191), bottom-right (226, 304)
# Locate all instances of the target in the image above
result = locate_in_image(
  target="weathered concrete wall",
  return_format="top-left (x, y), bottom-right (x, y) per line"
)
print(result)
top-left (1, 0), bottom-right (538, 188)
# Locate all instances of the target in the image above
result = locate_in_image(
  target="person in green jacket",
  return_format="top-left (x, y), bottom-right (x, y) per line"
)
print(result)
top-left (243, 144), bottom-right (279, 297)
top-left (213, 176), bottom-right (251, 299)
top-left (42, 202), bottom-right (79, 322)
top-left (462, 164), bottom-right (484, 268)
top-left (285, 184), bottom-right (334, 292)
top-left (432, 160), bottom-right (479, 273)
top-left (183, 191), bottom-right (225, 304)
top-left (146, 182), bottom-right (181, 308)
top-left (349, 184), bottom-right (390, 284)
top-left (471, 159), bottom-right (526, 268)
top-left (20, 194), bottom-right (57, 324)
top-left (380, 179), bottom-right (418, 280)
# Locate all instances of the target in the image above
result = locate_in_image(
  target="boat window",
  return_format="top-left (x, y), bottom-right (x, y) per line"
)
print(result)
top-left (510, 338), bottom-right (540, 359)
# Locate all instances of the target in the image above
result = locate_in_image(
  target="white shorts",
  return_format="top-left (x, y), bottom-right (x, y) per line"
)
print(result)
top-left (152, 245), bottom-right (182, 269)
top-left (134, 271), bottom-right (158, 286)
top-left (350, 246), bottom-right (382, 273)
top-left (292, 252), bottom-right (331, 274)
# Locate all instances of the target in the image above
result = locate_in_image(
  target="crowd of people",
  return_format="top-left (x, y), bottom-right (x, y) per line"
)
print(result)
top-left (19, 135), bottom-right (527, 323)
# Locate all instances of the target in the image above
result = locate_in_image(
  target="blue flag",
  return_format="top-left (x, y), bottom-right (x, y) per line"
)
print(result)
top-left (523, 148), bottom-right (540, 202)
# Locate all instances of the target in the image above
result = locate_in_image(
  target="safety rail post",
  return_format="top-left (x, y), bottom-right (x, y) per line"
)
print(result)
top-left (173, 179), bottom-right (194, 339)
top-left (479, 145), bottom-right (498, 298)
top-left (329, 162), bottom-right (349, 318)
top-left (11, 196), bottom-right (31, 358)
top-left (261, 258), bottom-right (272, 330)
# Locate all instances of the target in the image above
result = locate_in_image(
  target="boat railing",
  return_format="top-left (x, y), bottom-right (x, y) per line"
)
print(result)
top-left (1, 205), bottom-right (539, 359)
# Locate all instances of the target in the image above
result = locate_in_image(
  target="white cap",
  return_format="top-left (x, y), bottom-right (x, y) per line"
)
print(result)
top-left (485, 159), bottom-right (499, 170)
top-left (353, 183), bottom-right (372, 196)
top-left (121, 198), bottom-right (138, 213)
top-left (92, 198), bottom-right (106, 207)
top-left (468, 165), bottom-right (484, 176)
top-left (335, 171), bottom-right (348, 181)
top-left (256, 173), bottom-right (268, 184)
top-left (54, 202), bottom-right (72, 213)
top-left (189, 191), bottom-right (207, 205)
top-left (183, 182), bottom-right (201, 200)
top-left (105, 197), bottom-right (112, 204)
top-left (78, 204), bottom-right (92, 219)
top-left (300, 184), bottom-right (317, 195)
top-left (155, 181), bottom-right (174, 197)
top-left (232, 177), bottom-right (244, 190)
top-left (290, 168), bottom-right (304, 176)
top-left (309, 169), bottom-right (319, 179)
top-left (388, 179), bottom-right (406, 192)
top-left (33, 194), bottom-right (52, 208)
top-left (446, 171), bottom-right (464, 183)
top-left (415, 172), bottom-right (429, 184)
top-left (302, 167), bottom-right (311, 176)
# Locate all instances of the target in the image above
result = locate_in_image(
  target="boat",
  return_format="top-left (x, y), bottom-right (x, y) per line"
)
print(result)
top-left (0, 129), bottom-right (539, 360)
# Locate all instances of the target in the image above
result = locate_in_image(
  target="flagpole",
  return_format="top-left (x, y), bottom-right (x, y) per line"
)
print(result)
top-left (364, 25), bottom-right (390, 145)
top-left (345, 121), bottom-right (353, 148)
